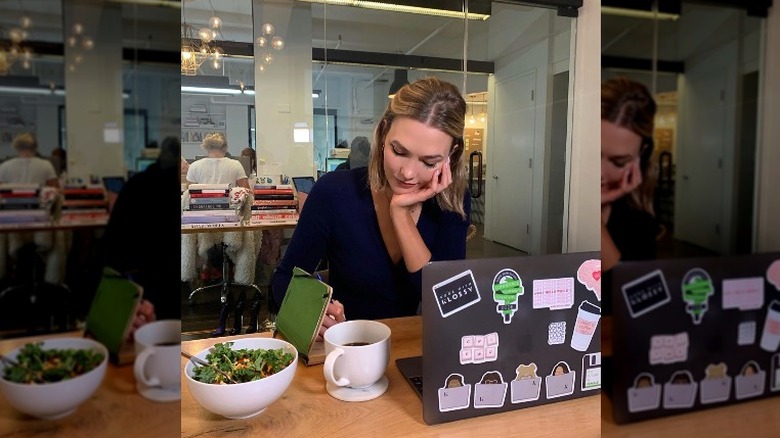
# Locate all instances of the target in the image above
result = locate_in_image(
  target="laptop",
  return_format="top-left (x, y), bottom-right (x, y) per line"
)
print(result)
top-left (102, 176), bottom-right (126, 194)
top-left (292, 176), bottom-right (316, 194)
top-left (397, 252), bottom-right (602, 425)
top-left (608, 252), bottom-right (780, 424)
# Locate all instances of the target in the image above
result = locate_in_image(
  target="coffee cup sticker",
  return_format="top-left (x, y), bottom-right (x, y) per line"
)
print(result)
top-left (432, 269), bottom-right (481, 318)
top-left (737, 321), bottom-right (757, 346)
top-left (627, 373), bottom-right (661, 413)
top-left (699, 362), bottom-right (732, 404)
top-left (767, 260), bottom-right (780, 291)
top-left (532, 277), bottom-right (575, 310)
top-left (459, 332), bottom-right (499, 365)
top-left (473, 371), bottom-right (507, 408)
top-left (621, 269), bottom-right (671, 318)
top-left (548, 321), bottom-right (566, 345)
top-left (663, 370), bottom-right (697, 409)
top-left (570, 301), bottom-right (600, 352)
top-left (759, 300), bottom-right (780, 352)
top-left (735, 360), bottom-right (765, 399)
top-left (510, 363), bottom-right (542, 403)
top-left (577, 259), bottom-right (602, 301)
top-left (545, 361), bottom-right (575, 399)
top-left (681, 268), bottom-right (714, 324)
top-left (649, 332), bottom-right (689, 365)
top-left (438, 373), bottom-right (472, 412)
top-left (492, 269), bottom-right (523, 324)
top-left (581, 353), bottom-right (601, 391)
top-left (722, 277), bottom-right (764, 311)
top-left (771, 353), bottom-right (780, 392)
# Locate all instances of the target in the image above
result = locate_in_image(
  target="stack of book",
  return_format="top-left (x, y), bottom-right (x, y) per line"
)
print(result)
top-left (182, 183), bottom-right (239, 224)
top-left (251, 179), bottom-right (299, 225)
top-left (61, 184), bottom-right (109, 223)
top-left (0, 183), bottom-right (47, 224)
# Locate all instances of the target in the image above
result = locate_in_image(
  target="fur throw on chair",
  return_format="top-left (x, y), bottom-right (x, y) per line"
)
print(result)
top-left (181, 230), bottom-right (263, 285)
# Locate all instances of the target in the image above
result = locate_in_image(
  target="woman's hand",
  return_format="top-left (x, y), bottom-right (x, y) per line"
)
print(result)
top-left (316, 299), bottom-right (346, 341)
top-left (389, 158), bottom-right (452, 211)
top-left (128, 299), bottom-right (156, 342)
top-left (601, 159), bottom-right (642, 205)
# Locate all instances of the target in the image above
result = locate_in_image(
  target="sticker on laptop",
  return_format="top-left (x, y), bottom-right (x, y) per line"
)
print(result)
top-left (621, 269), bottom-right (671, 318)
top-left (759, 299), bottom-right (780, 352)
top-left (460, 332), bottom-right (499, 365)
top-left (511, 363), bottom-right (542, 403)
top-left (545, 361), bottom-right (575, 399)
top-left (663, 371), bottom-right (697, 409)
top-left (577, 259), bottom-right (602, 301)
top-left (492, 268), bottom-right (523, 324)
top-left (627, 372), bottom-right (661, 413)
top-left (767, 259), bottom-right (780, 291)
top-left (438, 373), bottom-right (471, 412)
top-left (571, 301), bottom-right (601, 352)
top-left (722, 277), bottom-right (764, 311)
top-left (581, 353), bottom-right (601, 391)
top-left (473, 371), bottom-right (507, 408)
top-left (548, 321), bottom-right (566, 345)
top-left (735, 360), bottom-right (765, 399)
top-left (738, 321), bottom-right (757, 346)
top-left (771, 353), bottom-right (780, 392)
top-left (532, 277), bottom-right (575, 310)
top-left (431, 269), bottom-right (481, 318)
top-left (649, 332), bottom-right (689, 365)
top-left (700, 362), bottom-right (731, 404)
top-left (681, 268), bottom-right (714, 324)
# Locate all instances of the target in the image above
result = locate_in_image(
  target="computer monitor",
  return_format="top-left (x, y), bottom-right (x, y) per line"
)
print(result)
top-left (292, 176), bottom-right (316, 194)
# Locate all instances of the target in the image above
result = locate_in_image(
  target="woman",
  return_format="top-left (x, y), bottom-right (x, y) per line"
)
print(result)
top-left (272, 77), bottom-right (471, 331)
top-left (601, 77), bottom-right (658, 271)
top-left (186, 132), bottom-right (248, 188)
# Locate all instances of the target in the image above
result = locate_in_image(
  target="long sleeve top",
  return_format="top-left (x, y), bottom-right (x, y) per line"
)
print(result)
top-left (271, 166), bottom-right (470, 320)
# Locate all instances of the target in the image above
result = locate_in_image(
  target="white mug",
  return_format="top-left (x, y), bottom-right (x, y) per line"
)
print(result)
top-left (323, 320), bottom-right (391, 389)
top-left (134, 320), bottom-right (181, 392)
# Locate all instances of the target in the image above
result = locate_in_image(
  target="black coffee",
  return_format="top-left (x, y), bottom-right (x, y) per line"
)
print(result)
top-left (154, 342), bottom-right (180, 347)
top-left (344, 342), bottom-right (371, 347)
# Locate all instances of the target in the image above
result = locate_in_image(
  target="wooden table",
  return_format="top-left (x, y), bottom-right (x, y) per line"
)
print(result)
top-left (0, 331), bottom-right (179, 437)
top-left (181, 316), bottom-right (600, 437)
top-left (602, 393), bottom-right (780, 437)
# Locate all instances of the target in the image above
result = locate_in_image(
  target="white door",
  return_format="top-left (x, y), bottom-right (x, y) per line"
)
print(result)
top-left (487, 70), bottom-right (535, 252)
top-left (675, 43), bottom-right (736, 254)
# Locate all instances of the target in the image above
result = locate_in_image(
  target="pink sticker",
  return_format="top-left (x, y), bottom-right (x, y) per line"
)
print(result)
top-left (474, 336), bottom-right (485, 347)
top-left (532, 277), bottom-right (575, 310)
top-left (462, 336), bottom-right (474, 348)
top-left (767, 260), bottom-right (780, 291)
top-left (473, 348), bottom-right (485, 364)
top-left (722, 277), bottom-right (764, 311)
top-left (460, 333), bottom-right (499, 365)
top-left (460, 349), bottom-right (473, 364)
top-left (649, 332), bottom-right (689, 365)
top-left (485, 333), bottom-right (498, 346)
top-left (485, 346), bottom-right (497, 361)
top-left (577, 259), bottom-right (602, 301)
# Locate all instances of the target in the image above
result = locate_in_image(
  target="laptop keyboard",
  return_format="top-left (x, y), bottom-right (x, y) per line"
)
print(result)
top-left (410, 376), bottom-right (424, 396)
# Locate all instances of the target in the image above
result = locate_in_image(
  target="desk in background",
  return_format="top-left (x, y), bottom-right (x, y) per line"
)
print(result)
top-left (181, 316), bottom-right (600, 437)
top-left (0, 331), bottom-right (179, 437)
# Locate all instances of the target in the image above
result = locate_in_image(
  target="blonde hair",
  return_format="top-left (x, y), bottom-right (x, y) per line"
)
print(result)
top-left (368, 77), bottom-right (468, 219)
top-left (201, 132), bottom-right (228, 152)
top-left (12, 133), bottom-right (37, 152)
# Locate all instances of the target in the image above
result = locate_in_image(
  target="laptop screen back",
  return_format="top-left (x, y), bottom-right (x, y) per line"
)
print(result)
top-left (609, 252), bottom-right (780, 424)
top-left (419, 252), bottom-right (602, 425)
top-left (292, 176), bottom-right (316, 194)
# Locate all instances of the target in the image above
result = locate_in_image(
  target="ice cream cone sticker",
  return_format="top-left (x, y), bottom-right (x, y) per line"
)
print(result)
top-left (682, 268), bottom-right (714, 324)
top-left (492, 269), bottom-right (523, 324)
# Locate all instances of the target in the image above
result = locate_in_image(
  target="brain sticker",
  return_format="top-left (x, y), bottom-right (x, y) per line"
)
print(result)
top-left (768, 260), bottom-right (780, 291)
top-left (577, 259), bottom-right (601, 301)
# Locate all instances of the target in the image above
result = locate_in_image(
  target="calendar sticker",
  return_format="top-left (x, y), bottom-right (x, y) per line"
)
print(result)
top-left (621, 269), bottom-right (671, 318)
top-left (532, 277), bottom-right (575, 310)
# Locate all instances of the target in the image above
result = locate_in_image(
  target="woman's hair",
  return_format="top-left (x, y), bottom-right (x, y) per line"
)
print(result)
top-left (602, 77), bottom-right (657, 215)
top-left (12, 133), bottom-right (37, 152)
top-left (201, 132), bottom-right (228, 153)
top-left (368, 76), bottom-right (468, 219)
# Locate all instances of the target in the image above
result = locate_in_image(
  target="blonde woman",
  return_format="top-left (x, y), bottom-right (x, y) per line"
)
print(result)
top-left (185, 132), bottom-right (248, 188)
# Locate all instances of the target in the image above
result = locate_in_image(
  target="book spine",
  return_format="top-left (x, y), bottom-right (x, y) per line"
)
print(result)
top-left (189, 193), bottom-right (229, 198)
top-left (189, 203), bottom-right (231, 210)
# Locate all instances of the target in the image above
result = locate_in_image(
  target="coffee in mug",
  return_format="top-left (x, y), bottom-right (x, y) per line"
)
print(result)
top-left (323, 320), bottom-right (391, 393)
top-left (134, 319), bottom-right (182, 402)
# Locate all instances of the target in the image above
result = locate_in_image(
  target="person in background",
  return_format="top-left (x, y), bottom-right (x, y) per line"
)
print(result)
top-left (180, 156), bottom-right (190, 184)
top-left (50, 147), bottom-right (67, 177)
top-left (240, 147), bottom-right (257, 176)
top-left (186, 132), bottom-right (248, 188)
top-left (0, 133), bottom-right (59, 188)
top-left (334, 136), bottom-right (371, 171)
top-left (272, 77), bottom-right (471, 337)
top-left (601, 77), bottom-right (658, 271)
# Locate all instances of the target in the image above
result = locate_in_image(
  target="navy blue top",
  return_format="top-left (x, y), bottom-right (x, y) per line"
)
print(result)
top-left (272, 167), bottom-right (470, 320)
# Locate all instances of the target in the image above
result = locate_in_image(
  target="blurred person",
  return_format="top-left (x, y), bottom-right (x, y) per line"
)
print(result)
top-left (0, 133), bottom-right (59, 188)
top-left (50, 147), bottom-right (67, 177)
top-left (186, 132), bottom-right (248, 188)
top-left (240, 147), bottom-right (257, 176)
top-left (335, 136), bottom-right (371, 171)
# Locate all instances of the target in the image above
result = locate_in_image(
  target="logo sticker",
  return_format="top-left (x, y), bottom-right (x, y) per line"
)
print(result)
top-left (577, 259), bottom-right (602, 301)
top-left (492, 269), bottom-right (523, 324)
top-left (621, 269), bottom-right (671, 318)
top-left (681, 268), bottom-right (714, 324)
top-left (431, 269), bottom-right (481, 318)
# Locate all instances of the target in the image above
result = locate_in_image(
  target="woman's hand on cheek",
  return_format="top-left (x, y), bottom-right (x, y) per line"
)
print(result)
top-left (601, 160), bottom-right (642, 205)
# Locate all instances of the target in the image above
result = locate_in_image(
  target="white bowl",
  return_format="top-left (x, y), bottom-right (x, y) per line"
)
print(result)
top-left (184, 337), bottom-right (298, 419)
top-left (0, 337), bottom-right (108, 419)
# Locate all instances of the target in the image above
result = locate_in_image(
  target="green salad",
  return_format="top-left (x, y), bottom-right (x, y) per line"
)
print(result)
top-left (192, 342), bottom-right (294, 384)
top-left (2, 342), bottom-right (104, 384)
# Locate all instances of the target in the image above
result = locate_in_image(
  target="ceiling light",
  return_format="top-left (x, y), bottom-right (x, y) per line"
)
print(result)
top-left (181, 86), bottom-right (254, 95)
top-left (601, 6), bottom-right (679, 21)
top-left (0, 85), bottom-right (129, 98)
top-left (297, 0), bottom-right (490, 21)
top-left (312, 90), bottom-right (321, 98)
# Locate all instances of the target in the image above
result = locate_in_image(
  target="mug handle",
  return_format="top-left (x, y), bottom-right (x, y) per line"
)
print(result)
top-left (134, 348), bottom-right (161, 387)
top-left (323, 347), bottom-right (350, 387)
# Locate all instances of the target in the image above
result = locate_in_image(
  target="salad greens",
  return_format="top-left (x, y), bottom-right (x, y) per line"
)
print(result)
top-left (192, 342), bottom-right (294, 384)
top-left (2, 342), bottom-right (104, 384)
